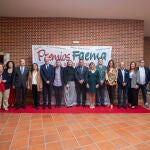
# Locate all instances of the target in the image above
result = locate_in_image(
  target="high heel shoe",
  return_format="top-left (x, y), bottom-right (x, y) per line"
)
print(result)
top-left (128, 103), bottom-right (131, 108)
top-left (131, 106), bottom-right (135, 109)
top-left (110, 104), bottom-right (113, 109)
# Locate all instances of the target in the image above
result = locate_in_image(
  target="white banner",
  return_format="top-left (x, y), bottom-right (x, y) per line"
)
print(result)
top-left (32, 45), bottom-right (112, 105)
top-left (32, 45), bottom-right (112, 67)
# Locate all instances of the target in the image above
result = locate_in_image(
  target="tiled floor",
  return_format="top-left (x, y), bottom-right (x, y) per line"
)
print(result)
top-left (0, 113), bottom-right (150, 150)
top-left (0, 94), bottom-right (150, 150)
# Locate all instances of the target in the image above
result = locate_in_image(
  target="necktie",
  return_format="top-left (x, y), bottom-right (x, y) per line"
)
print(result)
top-left (21, 67), bottom-right (24, 74)
top-left (80, 67), bottom-right (83, 74)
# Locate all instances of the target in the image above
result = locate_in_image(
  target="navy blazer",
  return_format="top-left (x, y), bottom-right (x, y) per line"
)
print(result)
top-left (53, 66), bottom-right (64, 86)
top-left (12, 67), bottom-right (29, 88)
top-left (117, 69), bottom-right (129, 86)
top-left (40, 64), bottom-right (54, 85)
top-left (137, 67), bottom-right (150, 84)
top-left (2, 70), bottom-right (12, 89)
top-left (75, 66), bottom-right (88, 83)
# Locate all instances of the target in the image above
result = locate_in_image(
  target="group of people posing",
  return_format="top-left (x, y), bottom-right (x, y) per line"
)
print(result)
top-left (0, 57), bottom-right (150, 111)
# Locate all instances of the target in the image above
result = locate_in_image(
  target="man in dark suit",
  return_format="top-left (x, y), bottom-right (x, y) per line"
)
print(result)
top-left (40, 56), bottom-right (54, 109)
top-left (117, 62), bottom-right (129, 109)
top-left (137, 60), bottom-right (150, 108)
top-left (13, 59), bottom-right (29, 110)
top-left (75, 59), bottom-right (88, 107)
top-left (53, 59), bottom-right (64, 108)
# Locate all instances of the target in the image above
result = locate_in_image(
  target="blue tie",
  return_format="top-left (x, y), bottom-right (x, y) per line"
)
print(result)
top-left (21, 67), bottom-right (24, 74)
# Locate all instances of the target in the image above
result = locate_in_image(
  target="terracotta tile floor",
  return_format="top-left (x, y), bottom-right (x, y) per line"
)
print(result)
top-left (0, 113), bottom-right (150, 150)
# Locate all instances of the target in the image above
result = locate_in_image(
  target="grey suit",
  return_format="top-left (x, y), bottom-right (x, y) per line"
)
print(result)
top-left (13, 66), bottom-right (29, 109)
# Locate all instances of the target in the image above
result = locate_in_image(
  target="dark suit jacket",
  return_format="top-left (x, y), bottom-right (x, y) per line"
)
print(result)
top-left (13, 66), bottom-right (29, 88)
top-left (117, 69), bottom-right (129, 87)
top-left (2, 70), bottom-right (12, 89)
top-left (137, 67), bottom-right (150, 84)
top-left (40, 64), bottom-right (54, 85)
top-left (75, 66), bottom-right (88, 83)
top-left (53, 66), bottom-right (64, 86)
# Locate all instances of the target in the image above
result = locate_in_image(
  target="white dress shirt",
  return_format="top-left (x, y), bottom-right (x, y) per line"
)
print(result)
top-left (121, 69), bottom-right (125, 82)
top-left (139, 67), bottom-right (146, 85)
top-left (32, 71), bottom-right (37, 85)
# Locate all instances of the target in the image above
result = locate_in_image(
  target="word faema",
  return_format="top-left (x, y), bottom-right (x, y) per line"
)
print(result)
top-left (72, 51), bottom-right (107, 61)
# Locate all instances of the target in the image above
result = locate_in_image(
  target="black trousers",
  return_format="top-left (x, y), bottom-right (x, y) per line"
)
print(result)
top-left (43, 84), bottom-right (52, 106)
top-left (128, 88), bottom-right (138, 106)
top-left (117, 86), bottom-right (128, 107)
top-left (96, 84), bottom-right (105, 105)
top-left (16, 85), bottom-right (27, 108)
top-left (32, 84), bottom-right (40, 107)
top-left (107, 85), bottom-right (116, 105)
top-left (53, 86), bottom-right (63, 107)
top-left (75, 83), bottom-right (87, 105)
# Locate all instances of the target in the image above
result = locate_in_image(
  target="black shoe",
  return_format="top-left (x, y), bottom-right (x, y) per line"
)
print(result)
top-left (96, 104), bottom-right (100, 107)
top-left (118, 105), bottom-right (121, 109)
top-left (82, 104), bottom-right (86, 107)
top-left (35, 106), bottom-right (39, 110)
top-left (43, 105), bottom-right (46, 109)
top-left (48, 104), bottom-right (51, 109)
top-left (123, 105), bottom-right (127, 109)
top-left (76, 104), bottom-right (80, 107)
top-left (32, 105), bottom-right (35, 108)
top-left (22, 105), bottom-right (26, 109)
top-left (16, 106), bottom-right (20, 110)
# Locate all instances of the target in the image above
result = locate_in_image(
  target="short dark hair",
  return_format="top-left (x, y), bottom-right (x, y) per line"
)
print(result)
top-left (98, 58), bottom-right (103, 61)
top-left (79, 59), bottom-right (84, 61)
top-left (56, 59), bottom-right (61, 62)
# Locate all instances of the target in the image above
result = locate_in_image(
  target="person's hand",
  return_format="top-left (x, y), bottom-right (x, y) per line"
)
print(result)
top-left (46, 81), bottom-right (50, 84)
top-left (2, 80), bottom-right (6, 83)
top-left (135, 85), bottom-right (139, 89)
top-left (122, 83), bottom-right (127, 86)
top-left (66, 84), bottom-right (70, 88)
top-left (109, 82), bottom-right (113, 86)
top-left (12, 86), bottom-right (15, 89)
top-left (86, 84), bottom-right (89, 88)
top-left (79, 80), bottom-right (84, 84)
top-left (96, 84), bottom-right (99, 88)
top-left (100, 80), bottom-right (104, 85)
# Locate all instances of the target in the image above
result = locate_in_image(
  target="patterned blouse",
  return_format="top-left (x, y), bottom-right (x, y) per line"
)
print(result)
top-left (106, 68), bottom-right (118, 85)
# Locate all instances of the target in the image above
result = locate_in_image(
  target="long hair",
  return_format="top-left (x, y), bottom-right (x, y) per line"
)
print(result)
top-left (129, 61), bottom-right (137, 72)
top-left (107, 59), bottom-right (115, 73)
top-left (31, 63), bottom-right (39, 72)
top-left (5, 61), bottom-right (15, 71)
